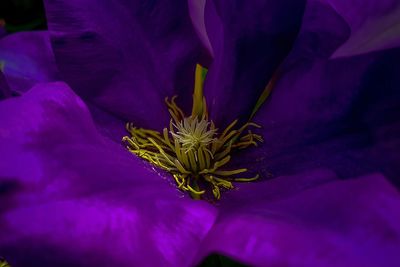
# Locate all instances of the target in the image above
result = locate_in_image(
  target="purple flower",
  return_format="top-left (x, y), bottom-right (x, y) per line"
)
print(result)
top-left (1, 0), bottom-right (400, 266)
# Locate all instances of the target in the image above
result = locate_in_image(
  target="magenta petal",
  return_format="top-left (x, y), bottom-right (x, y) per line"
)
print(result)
top-left (198, 173), bottom-right (400, 267)
top-left (202, 0), bottom-right (306, 125)
top-left (0, 31), bottom-right (59, 93)
top-left (327, 0), bottom-right (400, 57)
top-left (0, 82), bottom-right (217, 266)
top-left (43, 0), bottom-right (204, 130)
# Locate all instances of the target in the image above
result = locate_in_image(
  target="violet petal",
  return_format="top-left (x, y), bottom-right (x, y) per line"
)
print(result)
top-left (236, 42), bottom-right (400, 186)
top-left (202, 0), bottom-right (306, 125)
top-left (0, 82), bottom-right (217, 267)
top-left (43, 0), bottom-right (205, 130)
top-left (0, 31), bottom-right (59, 94)
top-left (327, 0), bottom-right (400, 58)
top-left (0, 70), bottom-right (12, 99)
top-left (198, 173), bottom-right (400, 267)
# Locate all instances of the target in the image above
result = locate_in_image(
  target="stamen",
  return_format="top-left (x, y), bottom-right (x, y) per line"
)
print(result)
top-left (0, 257), bottom-right (10, 267)
top-left (123, 64), bottom-right (264, 200)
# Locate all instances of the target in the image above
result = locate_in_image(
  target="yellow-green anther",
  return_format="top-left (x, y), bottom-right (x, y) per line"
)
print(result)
top-left (0, 258), bottom-right (10, 267)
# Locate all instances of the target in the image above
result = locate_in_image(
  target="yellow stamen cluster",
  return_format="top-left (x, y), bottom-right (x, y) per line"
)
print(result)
top-left (0, 257), bottom-right (10, 267)
top-left (122, 65), bottom-right (263, 200)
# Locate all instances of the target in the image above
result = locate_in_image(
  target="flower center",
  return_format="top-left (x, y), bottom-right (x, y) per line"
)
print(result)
top-left (122, 65), bottom-right (263, 200)
top-left (171, 116), bottom-right (215, 155)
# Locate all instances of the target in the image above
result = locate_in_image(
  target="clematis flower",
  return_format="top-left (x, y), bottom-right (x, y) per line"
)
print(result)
top-left (1, 0), bottom-right (400, 266)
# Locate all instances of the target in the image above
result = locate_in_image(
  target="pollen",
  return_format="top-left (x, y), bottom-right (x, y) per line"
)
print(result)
top-left (123, 64), bottom-right (263, 200)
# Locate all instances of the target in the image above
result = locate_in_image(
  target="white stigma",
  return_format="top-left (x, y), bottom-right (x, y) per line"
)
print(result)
top-left (171, 116), bottom-right (216, 153)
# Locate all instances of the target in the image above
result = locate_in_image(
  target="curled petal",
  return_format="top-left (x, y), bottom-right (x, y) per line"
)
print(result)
top-left (202, 0), bottom-right (306, 126)
top-left (327, 0), bottom-right (400, 57)
top-left (0, 31), bottom-right (59, 94)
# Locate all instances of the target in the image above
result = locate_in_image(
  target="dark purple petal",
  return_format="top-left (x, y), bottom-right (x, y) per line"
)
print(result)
top-left (86, 102), bottom-right (129, 143)
top-left (197, 173), bottom-right (400, 266)
top-left (0, 70), bottom-right (12, 99)
top-left (43, 0), bottom-right (204, 130)
top-left (0, 31), bottom-right (59, 93)
top-left (188, 0), bottom-right (213, 64)
top-left (207, 0), bottom-right (399, 185)
top-left (326, 0), bottom-right (400, 57)
top-left (208, 5), bottom-right (400, 264)
top-left (0, 30), bottom-right (128, 142)
top-left (202, 0), bottom-right (306, 125)
top-left (239, 40), bottom-right (400, 186)
top-left (289, 0), bottom-right (350, 61)
top-left (0, 82), bottom-right (217, 266)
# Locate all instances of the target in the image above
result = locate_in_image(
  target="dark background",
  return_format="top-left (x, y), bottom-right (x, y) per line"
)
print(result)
top-left (0, 0), bottom-right (47, 32)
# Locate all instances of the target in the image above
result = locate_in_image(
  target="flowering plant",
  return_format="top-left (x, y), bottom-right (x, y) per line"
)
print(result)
top-left (1, 0), bottom-right (400, 266)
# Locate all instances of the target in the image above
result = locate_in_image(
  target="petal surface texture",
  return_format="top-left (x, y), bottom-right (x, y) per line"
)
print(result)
top-left (198, 172), bottom-right (400, 267)
top-left (234, 0), bottom-right (400, 187)
top-left (326, 0), bottom-right (400, 57)
top-left (202, 0), bottom-right (306, 125)
top-left (0, 70), bottom-right (12, 99)
top-left (0, 31), bottom-right (59, 94)
top-left (0, 82), bottom-right (216, 267)
top-left (43, 0), bottom-right (205, 130)
top-left (250, 48), bottom-right (400, 185)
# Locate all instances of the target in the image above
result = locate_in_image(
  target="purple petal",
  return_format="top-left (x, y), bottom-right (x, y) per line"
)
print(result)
top-left (0, 70), bottom-right (12, 99)
top-left (43, 0), bottom-right (204, 130)
top-left (0, 30), bottom-right (127, 142)
top-left (2, 197), bottom-right (215, 267)
top-left (86, 102), bottom-right (129, 143)
top-left (289, 0), bottom-right (350, 61)
top-left (188, 0), bottom-right (213, 59)
top-left (0, 31), bottom-right (59, 93)
top-left (197, 173), bottom-right (400, 267)
top-left (242, 44), bottom-right (400, 185)
top-left (0, 82), bottom-right (217, 266)
top-left (327, 0), bottom-right (400, 57)
top-left (225, 1), bottom-right (398, 184)
top-left (202, 0), bottom-right (306, 125)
